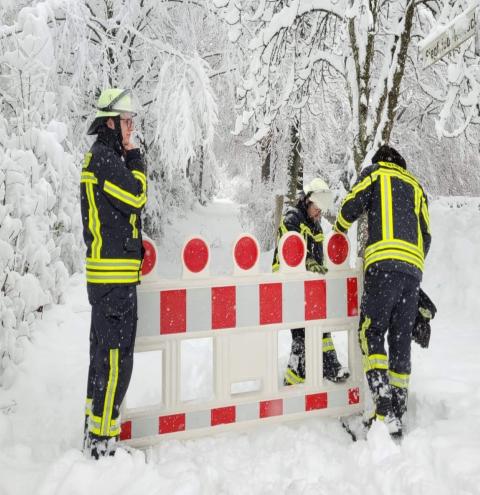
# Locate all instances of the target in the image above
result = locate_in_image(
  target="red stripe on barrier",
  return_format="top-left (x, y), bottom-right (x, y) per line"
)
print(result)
top-left (159, 413), bottom-right (186, 434)
top-left (305, 392), bottom-right (328, 411)
top-left (347, 277), bottom-right (359, 317)
top-left (259, 283), bottom-right (282, 325)
top-left (348, 387), bottom-right (360, 405)
top-left (260, 399), bottom-right (283, 418)
top-left (211, 406), bottom-right (236, 426)
top-left (304, 280), bottom-right (327, 320)
top-left (212, 286), bottom-right (236, 330)
top-left (160, 290), bottom-right (186, 334)
top-left (120, 421), bottom-right (132, 441)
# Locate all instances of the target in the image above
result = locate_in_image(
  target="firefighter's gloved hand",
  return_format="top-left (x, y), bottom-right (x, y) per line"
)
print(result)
top-left (306, 258), bottom-right (328, 274)
top-left (412, 289), bottom-right (437, 349)
top-left (412, 313), bottom-right (431, 348)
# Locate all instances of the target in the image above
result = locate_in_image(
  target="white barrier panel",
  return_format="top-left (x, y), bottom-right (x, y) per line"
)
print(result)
top-left (121, 231), bottom-right (364, 447)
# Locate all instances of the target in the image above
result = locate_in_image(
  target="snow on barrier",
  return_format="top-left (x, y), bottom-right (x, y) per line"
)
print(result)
top-left (121, 232), bottom-right (364, 447)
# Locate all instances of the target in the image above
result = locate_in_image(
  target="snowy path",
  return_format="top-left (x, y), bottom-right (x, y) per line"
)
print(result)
top-left (1, 198), bottom-right (480, 495)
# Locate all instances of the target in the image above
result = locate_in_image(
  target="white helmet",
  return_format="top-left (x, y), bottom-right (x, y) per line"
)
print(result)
top-left (304, 178), bottom-right (332, 211)
top-left (87, 88), bottom-right (137, 135)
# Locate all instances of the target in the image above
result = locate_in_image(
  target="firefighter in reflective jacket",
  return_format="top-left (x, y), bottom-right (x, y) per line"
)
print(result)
top-left (334, 145), bottom-right (431, 439)
top-left (273, 179), bottom-right (349, 385)
top-left (81, 88), bottom-right (147, 458)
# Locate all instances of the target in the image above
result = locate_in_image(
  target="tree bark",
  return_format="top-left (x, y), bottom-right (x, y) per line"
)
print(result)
top-left (287, 118), bottom-right (303, 205)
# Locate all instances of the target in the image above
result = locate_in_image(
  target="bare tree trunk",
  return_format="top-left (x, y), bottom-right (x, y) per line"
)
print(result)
top-left (287, 117), bottom-right (303, 205)
top-left (260, 132), bottom-right (272, 183)
top-left (273, 194), bottom-right (284, 247)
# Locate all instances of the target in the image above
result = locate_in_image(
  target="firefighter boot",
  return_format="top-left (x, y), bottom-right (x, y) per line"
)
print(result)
top-left (88, 433), bottom-right (117, 460)
top-left (323, 349), bottom-right (350, 383)
top-left (284, 337), bottom-right (305, 385)
top-left (392, 386), bottom-right (408, 424)
top-left (82, 415), bottom-right (90, 453)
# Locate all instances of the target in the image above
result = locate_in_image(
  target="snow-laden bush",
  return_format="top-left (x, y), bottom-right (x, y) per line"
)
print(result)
top-left (0, 2), bottom-right (82, 386)
top-left (0, 120), bottom-right (82, 387)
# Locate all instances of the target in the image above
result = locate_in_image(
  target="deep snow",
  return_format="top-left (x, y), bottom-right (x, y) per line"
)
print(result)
top-left (1, 197), bottom-right (479, 495)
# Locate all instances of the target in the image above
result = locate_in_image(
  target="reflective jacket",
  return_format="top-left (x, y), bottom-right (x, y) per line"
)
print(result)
top-left (272, 198), bottom-right (324, 271)
top-left (80, 128), bottom-right (147, 285)
top-left (334, 160), bottom-right (431, 280)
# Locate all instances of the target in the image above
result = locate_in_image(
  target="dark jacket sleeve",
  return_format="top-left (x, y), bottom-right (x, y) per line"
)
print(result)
top-left (334, 165), bottom-right (375, 233)
top-left (94, 148), bottom-right (147, 215)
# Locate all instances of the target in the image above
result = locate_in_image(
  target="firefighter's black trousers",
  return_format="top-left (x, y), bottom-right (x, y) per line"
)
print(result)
top-left (359, 268), bottom-right (420, 417)
top-left (290, 329), bottom-right (341, 378)
top-left (86, 284), bottom-right (137, 438)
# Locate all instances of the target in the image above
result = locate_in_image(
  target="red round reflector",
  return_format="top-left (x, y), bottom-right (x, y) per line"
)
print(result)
top-left (141, 239), bottom-right (157, 276)
top-left (282, 234), bottom-right (305, 268)
top-left (328, 233), bottom-right (349, 265)
top-left (183, 238), bottom-right (209, 273)
top-left (234, 236), bottom-right (259, 271)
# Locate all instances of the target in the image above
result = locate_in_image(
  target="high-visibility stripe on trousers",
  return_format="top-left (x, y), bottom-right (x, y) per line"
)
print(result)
top-left (86, 284), bottom-right (138, 438)
top-left (358, 268), bottom-right (419, 416)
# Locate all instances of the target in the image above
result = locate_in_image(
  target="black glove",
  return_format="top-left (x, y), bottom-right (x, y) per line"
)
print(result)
top-left (412, 315), bottom-right (431, 348)
top-left (306, 257), bottom-right (328, 274)
top-left (412, 289), bottom-right (437, 349)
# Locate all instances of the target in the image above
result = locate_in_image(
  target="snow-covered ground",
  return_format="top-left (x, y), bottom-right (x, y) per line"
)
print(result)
top-left (1, 197), bottom-right (480, 495)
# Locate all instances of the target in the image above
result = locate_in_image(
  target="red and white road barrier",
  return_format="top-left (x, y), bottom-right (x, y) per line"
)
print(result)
top-left (122, 232), bottom-right (363, 447)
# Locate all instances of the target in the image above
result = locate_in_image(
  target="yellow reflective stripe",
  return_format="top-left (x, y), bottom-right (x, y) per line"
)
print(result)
top-left (272, 261), bottom-right (280, 272)
top-left (300, 223), bottom-right (312, 239)
top-left (90, 415), bottom-right (120, 436)
top-left (380, 174), bottom-right (394, 240)
top-left (85, 398), bottom-right (92, 417)
top-left (378, 161), bottom-right (420, 185)
top-left (377, 167), bottom-right (422, 195)
top-left (389, 370), bottom-right (410, 389)
top-left (365, 250), bottom-right (424, 272)
top-left (85, 182), bottom-right (102, 259)
top-left (421, 200), bottom-right (430, 234)
top-left (365, 239), bottom-right (424, 260)
top-left (104, 180), bottom-right (147, 208)
top-left (82, 152), bottom-right (92, 169)
top-left (81, 171), bottom-right (98, 184)
top-left (284, 368), bottom-right (304, 385)
top-left (322, 337), bottom-right (335, 352)
top-left (300, 223), bottom-right (323, 243)
top-left (376, 413), bottom-right (385, 421)
top-left (279, 219), bottom-right (289, 236)
top-left (336, 211), bottom-right (351, 231)
top-left (343, 173), bottom-right (375, 204)
top-left (414, 187), bottom-right (423, 254)
top-left (101, 349), bottom-right (119, 437)
top-left (359, 316), bottom-right (371, 371)
top-left (86, 257), bottom-right (141, 271)
top-left (86, 271), bottom-right (140, 284)
top-left (367, 353), bottom-right (388, 370)
top-left (132, 170), bottom-right (147, 190)
top-left (129, 214), bottom-right (138, 239)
